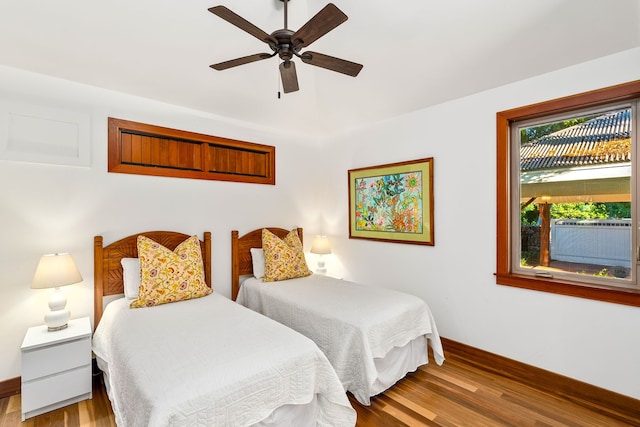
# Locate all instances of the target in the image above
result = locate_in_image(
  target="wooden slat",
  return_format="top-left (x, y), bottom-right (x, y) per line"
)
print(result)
top-left (193, 143), bottom-right (202, 170)
top-left (130, 134), bottom-right (141, 164)
top-left (149, 137), bottom-right (161, 166)
top-left (179, 142), bottom-right (190, 169)
top-left (159, 138), bottom-right (170, 167)
top-left (141, 135), bottom-right (151, 164)
top-left (168, 140), bottom-right (179, 168)
top-left (108, 117), bottom-right (275, 184)
top-left (252, 151), bottom-right (267, 176)
top-left (120, 133), bottom-right (132, 164)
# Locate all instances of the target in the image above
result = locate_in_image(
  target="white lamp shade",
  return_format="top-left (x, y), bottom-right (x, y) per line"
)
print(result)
top-left (32, 253), bottom-right (83, 289)
top-left (310, 236), bottom-right (331, 255)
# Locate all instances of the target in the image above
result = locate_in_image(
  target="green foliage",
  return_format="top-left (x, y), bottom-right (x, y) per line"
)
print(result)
top-left (520, 250), bottom-right (539, 266)
top-left (605, 202), bottom-right (631, 218)
top-left (520, 116), bottom-right (596, 144)
top-left (578, 268), bottom-right (611, 277)
top-left (550, 203), bottom-right (608, 219)
top-left (520, 203), bottom-right (539, 225)
top-left (520, 202), bottom-right (631, 224)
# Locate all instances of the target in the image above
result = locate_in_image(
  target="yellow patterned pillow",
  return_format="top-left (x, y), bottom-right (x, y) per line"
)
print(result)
top-left (130, 235), bottom-right (212, 308)
top-left (262, 228), bottom-right (312, 282)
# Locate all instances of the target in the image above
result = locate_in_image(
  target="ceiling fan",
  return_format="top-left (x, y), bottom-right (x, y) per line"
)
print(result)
top-left (208, 1), bottom-right (363, 94)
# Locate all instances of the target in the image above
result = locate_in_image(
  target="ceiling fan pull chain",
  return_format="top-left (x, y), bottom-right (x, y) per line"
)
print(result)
top-left (277, 67), bottom-right (282, 99)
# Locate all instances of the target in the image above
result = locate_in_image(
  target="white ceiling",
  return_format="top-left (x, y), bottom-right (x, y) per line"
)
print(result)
top-left (0, 0), bottom-right (638, 136)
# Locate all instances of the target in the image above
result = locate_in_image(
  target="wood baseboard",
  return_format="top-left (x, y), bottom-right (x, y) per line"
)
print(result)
top-left (0, 377), bottom-right (20, 400)
top-left (441, 337), bottom-right (640, 423)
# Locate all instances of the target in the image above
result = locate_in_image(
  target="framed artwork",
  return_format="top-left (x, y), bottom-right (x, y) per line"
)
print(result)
top-left (348, 157), bottom-right (434, 245)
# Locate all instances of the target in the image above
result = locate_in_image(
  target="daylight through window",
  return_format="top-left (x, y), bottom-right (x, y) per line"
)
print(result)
top-left (515, 107), bottom-right (632, 286)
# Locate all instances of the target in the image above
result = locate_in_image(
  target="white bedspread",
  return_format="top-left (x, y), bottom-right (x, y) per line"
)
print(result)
top-left (237, 275), bottom-right (445, 405)
top-left (92, 293), bottom-right (356, 426)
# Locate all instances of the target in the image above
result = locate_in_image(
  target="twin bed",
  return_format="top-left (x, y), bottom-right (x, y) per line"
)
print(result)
top-left (92, 231), bottom-right (356, 426)
top-left (91, 227), bottom-right (444, 425)
top-left (231, 227), bottom-right (445, 405)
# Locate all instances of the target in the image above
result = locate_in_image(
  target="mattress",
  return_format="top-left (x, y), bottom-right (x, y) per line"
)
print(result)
top-left (237, 274), bottom-right (445, 405)
top-left (92, 293), bottom-right (356, 426)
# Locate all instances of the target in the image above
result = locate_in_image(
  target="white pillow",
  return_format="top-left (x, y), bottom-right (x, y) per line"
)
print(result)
top-left (121, 258), bottom-right (141, 300)
top-left (250, 248), bottom-right (265, 279)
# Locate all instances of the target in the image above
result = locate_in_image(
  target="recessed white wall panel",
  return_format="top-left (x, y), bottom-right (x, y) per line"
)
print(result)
top-left (0, 102), bottom-right (90, 167)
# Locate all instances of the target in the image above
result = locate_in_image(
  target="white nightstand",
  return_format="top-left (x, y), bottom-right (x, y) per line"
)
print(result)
top-left (21, 316), bottom-right (92, 421)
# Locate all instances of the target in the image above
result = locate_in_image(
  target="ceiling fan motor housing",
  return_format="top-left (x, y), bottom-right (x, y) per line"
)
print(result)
top-left (271, 29), bottom-right (296, 61)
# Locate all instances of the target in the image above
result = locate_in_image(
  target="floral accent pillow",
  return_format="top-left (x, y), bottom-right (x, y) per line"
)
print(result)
top-left (130, 235), bottom-right (212, 308)
top-left (262, 228), bottom-right (312, 282)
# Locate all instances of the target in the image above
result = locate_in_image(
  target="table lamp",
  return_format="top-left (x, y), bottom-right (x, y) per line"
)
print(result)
top-left (31, 253), bottom-right (83, 331)
top-left (310, 235), bottom-right (331, 275)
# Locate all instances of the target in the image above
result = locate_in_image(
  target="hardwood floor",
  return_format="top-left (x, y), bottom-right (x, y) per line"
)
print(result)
top-left (2, 349), bottom-right (638, 427)
top-left (351, 351), bottom-right (638, 427)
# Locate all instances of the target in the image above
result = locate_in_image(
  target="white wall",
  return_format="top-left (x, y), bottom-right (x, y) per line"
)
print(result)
top-left (0, 65), bottom-right (325, 382)
top-left (320, 48), bottom-right (640, 400)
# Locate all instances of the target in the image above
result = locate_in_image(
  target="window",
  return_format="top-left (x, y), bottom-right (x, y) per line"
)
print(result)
top-left (496, 81), bottom-right (640, 307)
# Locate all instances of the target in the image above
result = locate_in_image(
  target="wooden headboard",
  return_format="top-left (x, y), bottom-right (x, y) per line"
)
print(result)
top-left (231, 227), bottom-right (303, 301)
top-left (94, 231), bottom-right (212, 329)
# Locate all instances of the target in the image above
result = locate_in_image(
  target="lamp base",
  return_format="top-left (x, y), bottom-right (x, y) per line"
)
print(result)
top-left (45, 287), bottom-right (70, 332)
top-left (315, 258), bottom-right (327, 275)
top-left (45, 308), bottom-right (70, 331)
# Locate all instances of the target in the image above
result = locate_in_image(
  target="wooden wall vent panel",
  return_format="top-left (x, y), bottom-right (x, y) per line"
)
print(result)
top-left (108, 117), bottom-right (275, 184)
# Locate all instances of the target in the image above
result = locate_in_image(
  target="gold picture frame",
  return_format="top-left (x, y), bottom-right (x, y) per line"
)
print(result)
top-left (349, 158), bottom-right (434, 245)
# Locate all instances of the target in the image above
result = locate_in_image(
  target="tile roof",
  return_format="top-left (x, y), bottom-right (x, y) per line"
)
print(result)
top-left (520, 109), bottom-right (631, 171)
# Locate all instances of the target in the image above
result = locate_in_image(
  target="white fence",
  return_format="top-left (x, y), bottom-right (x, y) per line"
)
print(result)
top-left (550, 219), bottom-right (631, 268)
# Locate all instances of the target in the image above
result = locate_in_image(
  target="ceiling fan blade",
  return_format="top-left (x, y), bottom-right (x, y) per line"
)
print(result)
top-left (301, 51), bottom-right (363, 77)
top-left (209, 6), bottom-right (277, 45)
top-left (279, 61), bottom-right (299, 93)
top-left (292, 3), bottom-right (348, 49)
top-left (210, 53), bottom-right (273, 71)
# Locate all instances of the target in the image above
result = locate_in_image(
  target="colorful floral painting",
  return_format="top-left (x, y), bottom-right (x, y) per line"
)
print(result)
top-left (349, 158), bottom-right (434, 245)
top-left (354, 172), bottom-right (423, 233)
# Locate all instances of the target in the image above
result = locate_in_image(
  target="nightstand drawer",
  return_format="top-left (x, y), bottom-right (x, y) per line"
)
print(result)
top-left (21, 364), bottom-right (91, 413)
top-left (22, 337), bottom-right (90, 381)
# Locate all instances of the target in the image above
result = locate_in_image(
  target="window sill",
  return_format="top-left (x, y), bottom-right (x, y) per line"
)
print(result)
top-left (496, 272), bottom-right (640, 307)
